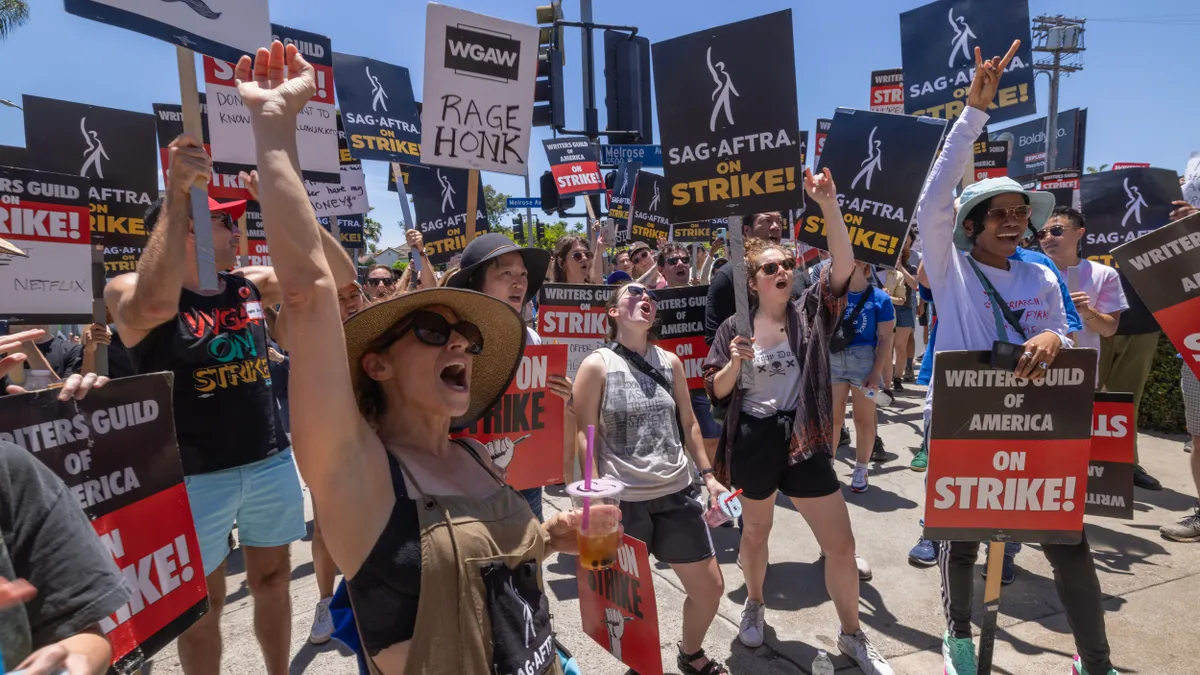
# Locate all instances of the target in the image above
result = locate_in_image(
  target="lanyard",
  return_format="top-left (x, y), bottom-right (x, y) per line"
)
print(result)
top-left (966, 256), bottom-right (1027, 342)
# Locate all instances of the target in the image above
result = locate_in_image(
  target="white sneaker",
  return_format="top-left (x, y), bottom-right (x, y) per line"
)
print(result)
top-left (309, 596), bottom-right (334, 645)
top-left (838, 628), bottom-right (893, 675)
top-left (739, 599), bottom-right (766, 648)
top-left (850, 466), bottom-right (869, 493)
top-left (855, 554), bottom-right (873, 581)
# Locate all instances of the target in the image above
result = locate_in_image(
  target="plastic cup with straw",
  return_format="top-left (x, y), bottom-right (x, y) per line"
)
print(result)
top-left (567, 424), bottom-right (624, 570)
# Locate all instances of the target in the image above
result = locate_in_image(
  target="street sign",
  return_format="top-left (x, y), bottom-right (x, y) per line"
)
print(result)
top-left (508, 197), bottom-right (542, 208)
top-left (600, 144), bottom-right (663, 167)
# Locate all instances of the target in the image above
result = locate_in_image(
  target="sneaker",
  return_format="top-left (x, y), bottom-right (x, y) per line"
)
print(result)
top-left (893, 378), bottom-right (905, 392)
top-left (1186, 438), bottom-right (1194, 453)
top-left (837, 628), bottom-right (892, 675)
top-left (1133, 465), bottom-right (1162, 491)
top-left (910, 447), bottom-right (928, 472)
top-left (1160, 504), bottom-right (1200, 542)
top-left (839, 426), bottom-right (852, 447)
top-left (816, 551), bottom-right (872, 580)
top-left (871, 436), bottom-right (888, 462)
top-left (942, 631), bottom-right (977, 675)
top-left (1071, 654), bottom-right (1119, 674)
top-left (908, 538), bottom-right (938, 567)
top-left (309, 597), bottom-right (334, 645)
top-left (738, 599), bottom-right (766, 648)
top-left (903, 367), bottom-right (915, 382)
top-left (980, 553), bottom-right (1016, 585)
top-left (850, 466), bottom-right (869, 493)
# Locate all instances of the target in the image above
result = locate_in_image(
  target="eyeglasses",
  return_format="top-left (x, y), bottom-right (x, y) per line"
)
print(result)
top-left (665, 256), bottom-right (691, 266)
top-left (210, 213), bottom-right (234, 231)
top-left (376, 310), bottom-right (484, 355)
top-left (630, 249), bottom-right (650, 263)
top-left (757, 259), bottom-right (796, 276)
top-left (624, 285), bottom-right (658, 302)
top-left (571, 250), bottom-right (595, 262)
top-left (1034, 225), bottom-right (1070, 241)
top-left (986, 205), bottom-right (1032, 222)
top-left (366, 278), bottom-right (396, 287)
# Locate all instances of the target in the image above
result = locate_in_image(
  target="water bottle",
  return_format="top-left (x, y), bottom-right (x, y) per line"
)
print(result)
top-left (856, 384), bottom-right (893, 408)
top-left (812, 649), bottom-right (835, 675)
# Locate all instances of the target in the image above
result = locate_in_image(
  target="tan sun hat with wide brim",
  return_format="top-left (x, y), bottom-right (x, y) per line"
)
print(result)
top-left (343, 287), bottom-right (527, 432)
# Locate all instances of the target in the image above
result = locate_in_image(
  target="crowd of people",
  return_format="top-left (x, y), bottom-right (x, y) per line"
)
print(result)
top-left (2, 36), bottom-right (1199, 675)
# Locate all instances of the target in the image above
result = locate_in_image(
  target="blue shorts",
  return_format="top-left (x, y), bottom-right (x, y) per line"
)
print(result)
top-left (690, 389), bottom-right (722, 439)
top-left (184, 448), bottom-right (307, 576)
top-left (894, 305), bottom-right (916, 329)
top-left (830, 344), bottom-right (878, 386)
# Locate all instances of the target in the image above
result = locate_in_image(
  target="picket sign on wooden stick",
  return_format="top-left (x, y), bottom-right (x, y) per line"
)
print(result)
top-left (392, 163), bottom-right (421, 282)
top-left (176, 46), bottom-right (219, 291)
top-left (91, 244), bottom-right (109, 377)
top-left (465, 169), bottom-right (480, 243)
top-left (238, 213), bottom-right (249, 264)
top-left (727, 215), bottom-right (754, 390)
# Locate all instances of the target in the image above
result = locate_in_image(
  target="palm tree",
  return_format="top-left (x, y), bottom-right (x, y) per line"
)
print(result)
top-left (1085, 164), bottom-right (1110, 174)
top-left (0, 0), bottom-right (30, 41)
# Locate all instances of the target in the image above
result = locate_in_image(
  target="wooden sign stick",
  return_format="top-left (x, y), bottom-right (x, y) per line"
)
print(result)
top-left (976, 541), bottom-right (1007, 674)
top-left (176, 46), bottom-right (219, 291)
top-left (464, 168), bottom-right (480, 244)
top-left (238, 212), bottom-right (249, 265)
top-left (392, 163), bottom-right (421, 286)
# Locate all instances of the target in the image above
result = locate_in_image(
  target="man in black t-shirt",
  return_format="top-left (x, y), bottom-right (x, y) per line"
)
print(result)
top-left (104, 135), bottom-right (358, 675)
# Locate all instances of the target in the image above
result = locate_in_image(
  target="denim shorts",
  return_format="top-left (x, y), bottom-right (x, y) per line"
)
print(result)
top-left (184, 448), bottom-right (307, 576)
top-left (690, 389), bottom-right (722, 439)
top-left (830, 343), bottom-right (877, 386)
top-left (894, 305), bottom-right (916, 329)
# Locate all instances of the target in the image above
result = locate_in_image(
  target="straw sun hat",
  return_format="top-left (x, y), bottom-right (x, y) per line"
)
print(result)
top-left (342, 287), bottom-right (527, 431)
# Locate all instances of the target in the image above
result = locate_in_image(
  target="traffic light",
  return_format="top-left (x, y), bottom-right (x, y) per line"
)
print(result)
top-left (533, 3), bottom-right (565, 129)
top-left (512, 215), bottom-right (524, 243)
top-left (604, 170), bottom-right (616, 209)
top-left (536, 217), bottom-right (545, 244)
top-left (603, 30), bottom-right (653, 144)
top-left (539, 170), bottom-right (575, 216)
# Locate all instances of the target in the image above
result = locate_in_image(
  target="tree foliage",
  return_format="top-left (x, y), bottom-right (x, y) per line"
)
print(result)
top-left (0, 0), bottom-right (30, 41)
top-left (483, 185), bottom-right (513, 229)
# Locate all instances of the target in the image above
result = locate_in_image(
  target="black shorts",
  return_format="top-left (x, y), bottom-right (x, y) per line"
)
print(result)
top-left (620, 484), bottom-right (714, 564)
top-left (731, 411), bottom-right (841, 501)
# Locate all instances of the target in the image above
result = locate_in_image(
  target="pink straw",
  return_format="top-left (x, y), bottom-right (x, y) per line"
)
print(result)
top-left (582, 425), bottom-right (596, 530)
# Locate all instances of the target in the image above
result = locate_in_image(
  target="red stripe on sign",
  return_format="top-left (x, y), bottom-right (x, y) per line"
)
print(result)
top-left (538, 306), bottom-right (607, 339)
top-left (311, 65), bottom-right (335, 105)
top-left (1155, 296), bottom-right (1200, 382)
top-left (93, 483), bottom-right (208, 664)
top-left (0, 201), bottom-right (92, 244)
top-left (654, 335), bottom-right (707, 389)
top-left (202, 56), bottom-right (236, 85)
top-left (924, 437), bottom-right (1090, 535)
top-left (1090, 399), bottom-right (1135, 464)
top-left (551, 163), bottom-right (605, 196)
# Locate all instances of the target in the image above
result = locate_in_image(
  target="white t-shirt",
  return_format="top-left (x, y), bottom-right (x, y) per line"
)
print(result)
top-left (526, 326), bottom-right (543, 345)
top-left (741, 341), bottom-right (801, 418)
top-left (1064, 260), bottom-right (1127, 356)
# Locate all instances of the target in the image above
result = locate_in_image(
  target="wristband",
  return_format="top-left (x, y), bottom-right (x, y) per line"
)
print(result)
top-left (699, 468), bottom-right (715, 477)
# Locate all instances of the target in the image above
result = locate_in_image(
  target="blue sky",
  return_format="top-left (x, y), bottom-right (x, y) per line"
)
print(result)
top-left (2, 0), bottom-right (1197, 249)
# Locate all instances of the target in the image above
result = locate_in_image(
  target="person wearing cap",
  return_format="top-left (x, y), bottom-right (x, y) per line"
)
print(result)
top-left (916, 42), bottom-right (1116, 675)
top-left (627, 240), bottom-right (655, 278)
top-left (446, 233), bottom-right (575, 520)
top-left (103, 133), bottom-right (357, 675)
top-left (232, 42), bottom-right (583, 675)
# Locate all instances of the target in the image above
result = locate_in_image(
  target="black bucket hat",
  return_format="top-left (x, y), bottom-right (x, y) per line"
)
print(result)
top-left (445, 233), bottom-right (551, 303)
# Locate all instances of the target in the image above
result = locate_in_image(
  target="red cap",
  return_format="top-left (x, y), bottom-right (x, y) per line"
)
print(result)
top-left (208, 197), bottom-right (247, 222)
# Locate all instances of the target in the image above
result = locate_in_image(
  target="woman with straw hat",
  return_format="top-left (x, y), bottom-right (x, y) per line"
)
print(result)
top-left (233, 41), bottom-right (581, 675)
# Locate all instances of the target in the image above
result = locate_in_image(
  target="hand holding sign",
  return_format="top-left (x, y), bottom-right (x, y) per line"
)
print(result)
top-left (239, 169), bottom-right (262, 201)
top-left (167, 134), bottom-right (213, 198)
top-left (968, 41), bottom-right (1021, 112)
top-left (234, 42), bottom-right (316, 121)
top-left (803, 167), bottom-right (838, 206)
top-left (1015, 331), bottom-right (1064, 381)
top-left (1170, 200), bottom-right (1199, 222)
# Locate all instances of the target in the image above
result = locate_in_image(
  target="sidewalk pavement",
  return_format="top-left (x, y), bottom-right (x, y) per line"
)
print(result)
top-left (145, 383), bottom-right (1200, 674)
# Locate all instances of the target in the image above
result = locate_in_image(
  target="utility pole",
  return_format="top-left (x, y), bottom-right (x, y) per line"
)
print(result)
top-left (1032, 15), bottom-right (1085, 173)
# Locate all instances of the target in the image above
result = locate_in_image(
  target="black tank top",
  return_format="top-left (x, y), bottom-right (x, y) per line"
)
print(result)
top-left (130, 273), bottom-right (287, 475)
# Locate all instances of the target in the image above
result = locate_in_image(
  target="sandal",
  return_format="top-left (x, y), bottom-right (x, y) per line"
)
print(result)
top-left (677, 644), bottom-right (728, 675)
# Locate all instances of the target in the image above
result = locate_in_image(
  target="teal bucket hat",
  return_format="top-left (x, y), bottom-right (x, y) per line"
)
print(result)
top-left (953, 177), bottom-right (1056, 253)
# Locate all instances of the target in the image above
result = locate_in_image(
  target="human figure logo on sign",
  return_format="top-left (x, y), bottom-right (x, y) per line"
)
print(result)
top-left (648, 181), bottom-right (661, 211)
top-left (706, 46), bottom-right (739, 132)
top-left (850, 126), bottom-right (883, 191)
top-left (79, 117), bottom-right (111, 180)
top-left (367, 66), bottom-right (388, 112)
top-left (439, 169), bottom-right (457, 212)
top-left (1122, 177), bottom-right (1148, 228)
top-left (947, 7), bottom-right (977, 67)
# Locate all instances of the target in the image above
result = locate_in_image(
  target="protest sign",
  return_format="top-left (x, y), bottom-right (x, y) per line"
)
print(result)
top-left (628, 170), bottom-right (670, 245)
top-left (0, 145), bottom-right (28, 168)
top-left (1183, 153), bottom-right (1200, 208)
top-left (801, 108), bottom-right (946, 268)
top-left (306, 115), bottom-right (370, 219)
top-left (203, 25), bottom-right (339, 183)
top-left (797, 130), bottom-right (809, 170)
top-left (420, 4), bottom-right (540, 175)
top-left (869, 69), bottom-right (905, 114)
top-left (1019, 170), bottom-right (1080, 215)
top-left (23, 95), bottom-right (158, 276)
top-left (319, 213), bottom-right (366, 251)
top-left (64, 0), bottom-right (269, 64)
top-left (408, 164), bottom-right (489, 264)
top-left (577, 535), bottom-right (662, 675)
top-left (813, 118), bottom-right (832, 166)
top-left (652, 285), bottom-right (708, 389)
top-left (333, 53), bottom-right (422, 164)
top-left (1112, 213), bottom-right (1200, 382)
top-left (0, 373), bottom-right (208, 673)
top-left (1086, 392), bottom-right (1135, 519)
top-left (607, 161), bottom-right (639, 246)
top-left (241, 201), bottom-right (269, 266)
top-left (387, 161), bottom-right (413, 193)
top-left (453, 344), bottom-right (567, 490)
top-left (1080, 168), bottom-right (1182, 265)
top-left (536, 284), bottom-right (616, 377)
top-left (653, 11), bottom-right (803, 222)
top-left (990, 108), bottom-right (1087, 180)
top-left (900, 0), bottom-right (1035, 123)
top-left (152, 99), bottom-right (251, 201)
top-left (1111, 162), bottom-right (1150, 170)
top-left (671, 221), bottom-right (713, 244)
top-left (923, 350), bottom-right (1096, 544)
top-left (0, 166), bottom-right (93, 324)
top-left (544, 138), bottom-right (606, 198)
top-left (974, 140), bottom-right (1009, 181)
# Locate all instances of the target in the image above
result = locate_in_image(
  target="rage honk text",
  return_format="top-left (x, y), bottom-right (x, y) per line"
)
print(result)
top-left (924, 350), bottom-right (1096, 544)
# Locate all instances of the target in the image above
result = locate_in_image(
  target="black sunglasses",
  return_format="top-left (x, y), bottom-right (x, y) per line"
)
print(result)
top-left (757, 259), bottom-right (796, 276)
top-left (624, 285), bottom-right (658, 302)
top-left (571, 250), bottom-right (595, 262)
top-left (665, 255), bottom-right (691, 266)
top-left (377, 310), bottom-right (484, 355)
top-left (1034, 225), bottom-right (1070, 241)
top-left (366, 278), bottom-right (396, 287)
top-left (630, 249), bottom-right (651, 262)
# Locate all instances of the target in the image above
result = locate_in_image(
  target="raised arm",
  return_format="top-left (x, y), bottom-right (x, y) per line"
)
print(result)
top-left (804, 168), bottom-right (853, 296)
top-left (235, 42), bottom-right (376, 486)
top-left (405, 229), bottom-right (437, 289)
top-left (105, 134), bottom-right (209, 346)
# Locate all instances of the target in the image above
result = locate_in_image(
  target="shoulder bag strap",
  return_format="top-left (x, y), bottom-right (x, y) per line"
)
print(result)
top-left (966, 256), bottom-right (1027, 342)
top-left (836, 287), bottom-right (872, 336)
top-left (609, 344), bottom-right (686, 443)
